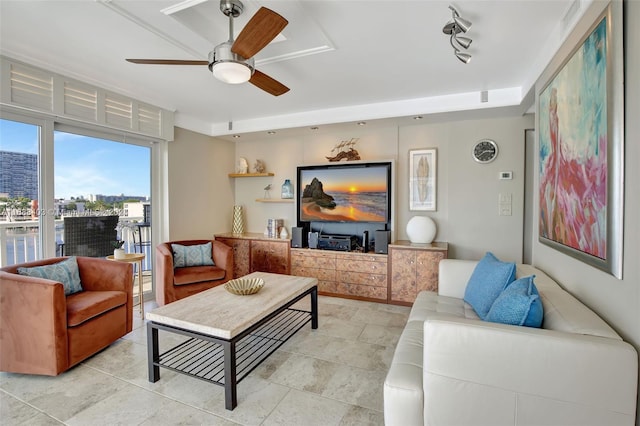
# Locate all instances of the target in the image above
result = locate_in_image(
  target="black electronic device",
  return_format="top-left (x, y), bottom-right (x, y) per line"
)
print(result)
top-left (291, 225), bottom-right (309, 248)
top-left (362, 230), bottom-right (369, 253)
top-left (374, 230), bottom-right (390, 254)
top-left (317, 234), bottom-right (357, 251)
top-left (308, 231), bottom-right (319, 249)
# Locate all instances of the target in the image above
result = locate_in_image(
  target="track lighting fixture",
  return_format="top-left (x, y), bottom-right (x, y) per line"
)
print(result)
top-left (443, 5), bottom-right (473, 64)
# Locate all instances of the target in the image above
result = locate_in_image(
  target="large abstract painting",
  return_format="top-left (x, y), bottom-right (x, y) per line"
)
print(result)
top-left (538, 1), bottom-right (623, 278)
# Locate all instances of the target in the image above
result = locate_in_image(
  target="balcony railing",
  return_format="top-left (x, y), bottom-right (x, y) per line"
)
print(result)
top-left (0, 217), bottom-right (152, 270)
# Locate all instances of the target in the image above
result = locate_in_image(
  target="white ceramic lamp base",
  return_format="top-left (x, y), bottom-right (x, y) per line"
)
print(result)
top-left (406, 216), bottom-right (437, 244)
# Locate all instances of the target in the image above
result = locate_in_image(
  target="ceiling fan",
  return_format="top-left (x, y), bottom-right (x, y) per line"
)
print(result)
top-left (126, 0), bottom-right (289, 96)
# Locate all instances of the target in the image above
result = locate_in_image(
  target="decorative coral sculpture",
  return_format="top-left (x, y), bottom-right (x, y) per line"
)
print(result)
top-left (254, 159), bottom-right (266, 173)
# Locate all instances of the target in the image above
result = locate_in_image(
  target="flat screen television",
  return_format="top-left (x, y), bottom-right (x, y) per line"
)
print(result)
top-left (296, 161), bottom-right (392, 224)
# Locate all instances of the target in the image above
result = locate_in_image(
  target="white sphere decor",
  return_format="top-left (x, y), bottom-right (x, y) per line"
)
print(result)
top-left (406, 216), bottom-right (437, 244)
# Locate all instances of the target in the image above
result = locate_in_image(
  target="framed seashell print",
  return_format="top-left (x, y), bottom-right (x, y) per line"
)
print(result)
top-left (409, 148), bottom-right (437, 211)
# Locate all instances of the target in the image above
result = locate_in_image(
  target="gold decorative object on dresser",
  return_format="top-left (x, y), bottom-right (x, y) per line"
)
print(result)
top-left (388, 241), bottom-right (448, 305)
top-left (291, 249), bottom-right (388, 302)
top-left (215, 233), bottom-right (290, 278)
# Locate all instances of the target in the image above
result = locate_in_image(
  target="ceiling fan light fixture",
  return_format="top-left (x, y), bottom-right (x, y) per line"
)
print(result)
top-left (123, 1), bottom-right (289, 96)
top-left (212, 62), bottom-right (252, 84)
top-left (209, 41), bottom-right (255, 84)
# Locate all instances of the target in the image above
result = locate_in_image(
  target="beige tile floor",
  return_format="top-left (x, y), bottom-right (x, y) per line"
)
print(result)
top-left (0, 295), bottom-right (409, 425)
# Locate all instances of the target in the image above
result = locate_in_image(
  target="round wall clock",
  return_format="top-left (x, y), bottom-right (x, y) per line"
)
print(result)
top-left (472, 139), bottom-right (498, 163)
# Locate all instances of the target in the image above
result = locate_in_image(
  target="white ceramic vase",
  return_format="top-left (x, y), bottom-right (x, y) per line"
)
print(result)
top-left (114, 248), bottom-right (126, 259)
top-left (279, 227), bottom-right (289, 239)
top-left (406, 216), bottom-right (437, 244)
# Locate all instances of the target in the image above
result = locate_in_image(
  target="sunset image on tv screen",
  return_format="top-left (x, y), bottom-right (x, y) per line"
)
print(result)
top-left (300, 166), bottom-right (388, 222)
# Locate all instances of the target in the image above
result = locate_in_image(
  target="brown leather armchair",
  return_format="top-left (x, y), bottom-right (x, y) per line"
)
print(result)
top-left (156, 239), bottom-right (233, 306)
top-left (0, 256), bottom-right (133, 376)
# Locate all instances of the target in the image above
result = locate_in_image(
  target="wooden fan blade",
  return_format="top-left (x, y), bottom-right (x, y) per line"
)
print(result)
top-left (232, 7), bottom-right (288, 59)
top-left (126, 59), bottom-right (208, 65)
top-left (249, 69), bottom-right (289, 96)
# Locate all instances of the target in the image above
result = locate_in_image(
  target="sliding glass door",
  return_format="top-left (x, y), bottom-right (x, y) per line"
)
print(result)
top-left (54, 128), bottom-right (152, 299)
top-left (0, 118), bottom-right (43, 265)
top-left (1, 115), bottom-right (155, 303)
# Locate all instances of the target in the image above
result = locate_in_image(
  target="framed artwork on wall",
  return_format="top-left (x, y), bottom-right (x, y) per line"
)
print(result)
top-left (537, 1), bottom-right (624, 278)
top-left (409, 148), bottom-right (437, 211)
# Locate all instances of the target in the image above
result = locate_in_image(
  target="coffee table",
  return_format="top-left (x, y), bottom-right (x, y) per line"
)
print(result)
top-left (146, 272), bottom-right (318, 410)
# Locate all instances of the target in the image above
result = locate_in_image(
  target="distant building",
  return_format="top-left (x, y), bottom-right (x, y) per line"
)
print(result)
top-left (54, 199), bottom-right (86, 216)
top-left (122, 201), bottom-right (149, 218)
top-left (0, 151), bottom-right (38, 200)
top-left (88, 194), bottom-right (148, 203)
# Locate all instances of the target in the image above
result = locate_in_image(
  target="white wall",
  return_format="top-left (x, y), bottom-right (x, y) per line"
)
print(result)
top-left (399, 115), bottom-right (533, 261)
top-left (233, 125), bottom-right (399, 236)
top-left (232, 115), bottom-right (532, 263)
top-left (167, 127), bottom-right (235, 240)
top-left (532, 1), bottom-right (639, 418)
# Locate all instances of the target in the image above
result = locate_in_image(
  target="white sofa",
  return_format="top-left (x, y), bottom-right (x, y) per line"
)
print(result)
top-left (384, 259), bottom-right (638, 426)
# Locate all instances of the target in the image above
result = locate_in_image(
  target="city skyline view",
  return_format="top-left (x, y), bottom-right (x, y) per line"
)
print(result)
top-left (0, 119), bottom-right (151, 200)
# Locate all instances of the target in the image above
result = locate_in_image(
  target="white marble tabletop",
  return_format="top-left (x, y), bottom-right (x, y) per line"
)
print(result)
top-left (146, 272), bottom-right (317, 339)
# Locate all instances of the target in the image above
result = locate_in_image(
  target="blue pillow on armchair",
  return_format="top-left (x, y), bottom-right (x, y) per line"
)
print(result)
top-left (486, 275), bottom-right (544, 328)
top-left (463, 252), bottom-right (516, 319)
top-left (17, 256), bottom-right (83, 296)
top-left (171, 242), bottom-right (215, 268)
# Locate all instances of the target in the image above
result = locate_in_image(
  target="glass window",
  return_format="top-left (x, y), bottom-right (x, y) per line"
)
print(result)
top-left (54, 130), bottom-right (152, 299)
top-left (0, 119), bottom-right (41, 265)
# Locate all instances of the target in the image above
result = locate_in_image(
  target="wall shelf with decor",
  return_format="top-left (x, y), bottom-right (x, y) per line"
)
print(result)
top-left (228, 172), bottom-right (274, 178)
top-left (255, 199), bottom-right (294, 203)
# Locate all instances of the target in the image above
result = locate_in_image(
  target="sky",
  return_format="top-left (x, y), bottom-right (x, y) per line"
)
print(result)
top-left (300, 167), bottom-right (388, 193)
top-left (0, 119), bottom-right (150, 199)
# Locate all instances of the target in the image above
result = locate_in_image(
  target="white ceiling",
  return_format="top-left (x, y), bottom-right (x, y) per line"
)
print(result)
top-left (0, 0), bottom-right (581, 140)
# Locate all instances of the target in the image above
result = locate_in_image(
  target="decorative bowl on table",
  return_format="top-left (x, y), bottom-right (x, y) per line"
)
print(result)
top-left (224, 277), bottom-right (265, 295)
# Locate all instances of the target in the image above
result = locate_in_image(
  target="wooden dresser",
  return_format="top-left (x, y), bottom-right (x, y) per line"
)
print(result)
top-left (215, 233), bottom-right (290, 278)
top-left (290, 249), bottom-right (388, 302)
top-left (217, 233), bottom-right (448, 305)
top-left (388, 241), bottom-right (448, 305)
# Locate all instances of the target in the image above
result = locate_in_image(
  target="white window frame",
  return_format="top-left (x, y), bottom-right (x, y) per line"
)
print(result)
top-left (1, 107), bottom-right (168, 302)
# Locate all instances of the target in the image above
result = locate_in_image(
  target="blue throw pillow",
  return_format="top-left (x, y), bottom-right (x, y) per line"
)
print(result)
top-left (172, 242), bottom-right (215, 268)
top-left (463, 252), bottom-right (516, 319)
top-left (486, 275), bottom-right (544, 328)
top-left (18, 256), bottom-right (83, 296)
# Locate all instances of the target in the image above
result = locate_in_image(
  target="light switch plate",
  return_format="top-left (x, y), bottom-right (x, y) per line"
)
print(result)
top-left (499, 205), bottom-right (512, 216)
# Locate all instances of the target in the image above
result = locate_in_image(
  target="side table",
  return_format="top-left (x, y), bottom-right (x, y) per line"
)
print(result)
top-left (107, 252), bottom-right (145, 319)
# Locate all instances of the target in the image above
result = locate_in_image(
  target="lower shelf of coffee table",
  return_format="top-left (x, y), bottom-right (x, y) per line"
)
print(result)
top-left (156, 308), bottom-right (311, 385)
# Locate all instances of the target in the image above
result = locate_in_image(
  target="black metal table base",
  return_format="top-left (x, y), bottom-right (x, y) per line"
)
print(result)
top-left (148, 285), bottom-right (318, 410)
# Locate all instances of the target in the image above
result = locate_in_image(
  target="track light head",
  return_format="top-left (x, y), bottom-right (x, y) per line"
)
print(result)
top-left (453, 34), bottom-right (472, 49)
top-left (447, 5), bottom-right (472, 32)
top-left (453, 15), bottom-right (472, 33)
top-left (454, 51), bottom-right (472, 64)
